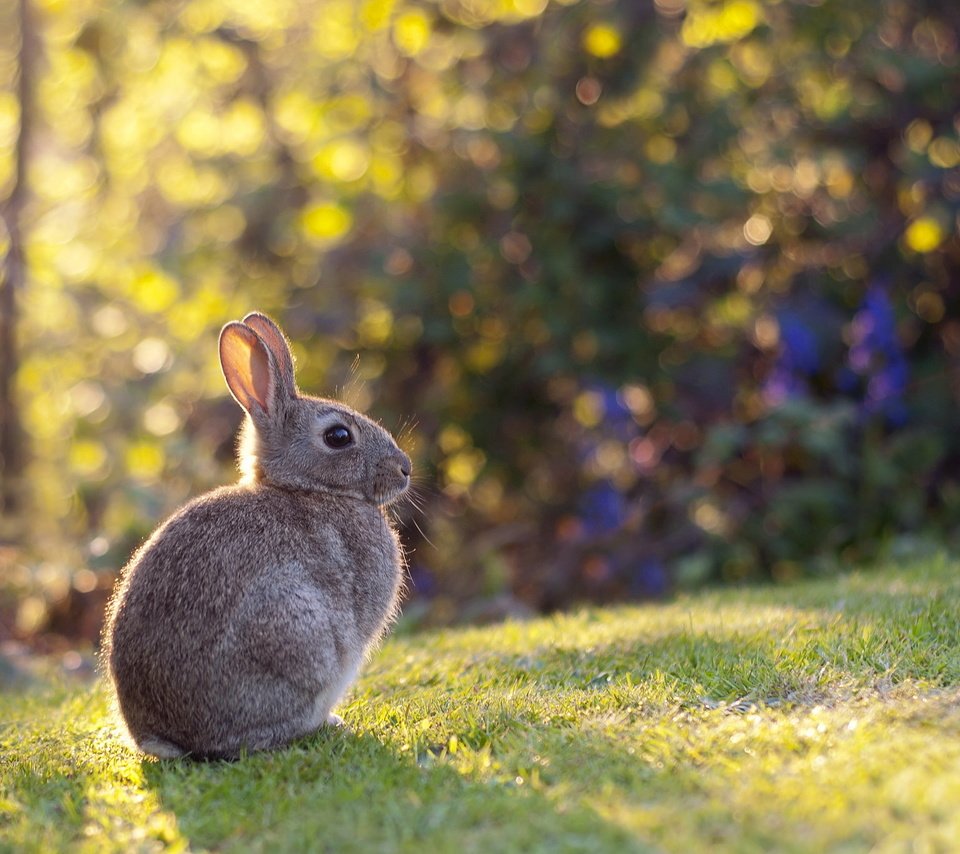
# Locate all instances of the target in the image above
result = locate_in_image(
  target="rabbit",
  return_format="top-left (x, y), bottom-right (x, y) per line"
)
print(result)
top-left (101, 312), bottom-right (411, 760)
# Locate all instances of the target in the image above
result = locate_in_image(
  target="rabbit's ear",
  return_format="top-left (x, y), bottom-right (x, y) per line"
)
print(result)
top-left (219, 322), bottom-right (284, 419)
top-left (241, 312), bottom-right (297, 397)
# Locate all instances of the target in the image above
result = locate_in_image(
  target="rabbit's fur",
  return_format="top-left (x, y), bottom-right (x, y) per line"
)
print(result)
top-left (102, 313), bottom-right (411, 760)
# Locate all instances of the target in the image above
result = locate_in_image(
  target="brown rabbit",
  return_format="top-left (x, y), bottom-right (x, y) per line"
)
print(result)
top-left (102, 313), bottom-right (411, 759)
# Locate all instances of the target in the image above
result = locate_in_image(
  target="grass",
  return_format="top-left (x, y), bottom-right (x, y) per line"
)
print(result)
top-left (3, 555), bottom-right (960, 853)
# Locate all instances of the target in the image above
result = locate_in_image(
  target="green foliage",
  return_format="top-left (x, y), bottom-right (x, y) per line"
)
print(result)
top-left (3, 556), bottom-right (960, 851)
top-left (2, 0), bottom-right (959, 622)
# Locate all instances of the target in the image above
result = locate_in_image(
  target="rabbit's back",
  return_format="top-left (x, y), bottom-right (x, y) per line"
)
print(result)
top-left (106, 484), bottom-right (403, 758)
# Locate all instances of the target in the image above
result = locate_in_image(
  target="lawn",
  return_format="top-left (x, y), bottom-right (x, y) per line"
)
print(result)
top-left (2, 554), bottom-right (959, 853)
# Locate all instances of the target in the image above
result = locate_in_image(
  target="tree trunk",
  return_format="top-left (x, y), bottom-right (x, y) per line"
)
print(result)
top-left (0, 0), bottom-right (33, 524)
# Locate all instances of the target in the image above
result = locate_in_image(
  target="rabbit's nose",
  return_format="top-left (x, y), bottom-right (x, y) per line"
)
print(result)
top-left (399, 454), bottom-right (411, 478)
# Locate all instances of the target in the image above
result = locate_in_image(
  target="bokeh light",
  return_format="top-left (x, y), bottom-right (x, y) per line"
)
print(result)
top-left (1, 0), bottom-right (958, 643)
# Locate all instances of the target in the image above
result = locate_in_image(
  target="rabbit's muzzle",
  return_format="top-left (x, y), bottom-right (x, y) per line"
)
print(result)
top-left (375, 451), bottom-right (412, 504)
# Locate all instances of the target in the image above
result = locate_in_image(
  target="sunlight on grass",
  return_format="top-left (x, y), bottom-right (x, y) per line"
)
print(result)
top-left (3, 556), bottom-right (960, 851)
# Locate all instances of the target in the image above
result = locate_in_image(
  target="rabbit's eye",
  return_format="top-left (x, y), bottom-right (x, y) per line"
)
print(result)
top-left (323, 425), bottom-right (353, 449)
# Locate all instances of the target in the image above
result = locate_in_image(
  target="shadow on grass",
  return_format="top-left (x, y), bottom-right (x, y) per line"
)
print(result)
top-left (139, 726), bottom-right (650, 852)
top-left (467, 574), bottom-right (960, 702)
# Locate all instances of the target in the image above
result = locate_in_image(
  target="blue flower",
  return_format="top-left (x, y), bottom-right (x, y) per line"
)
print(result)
top-left (763, 310), bottom-right (819, 405)
top-left (579, 480), bottom-right (626, 535)
top-left (846, 284), bottom-right (910, 426)
top-left (590, 380), bottom-right (634, 426)
top-left (778, 313), bottom-right (820, 375)
top-left (763, 365), bottom-right (808, 406)
top-left (630, 559), bottom-right (668, 597)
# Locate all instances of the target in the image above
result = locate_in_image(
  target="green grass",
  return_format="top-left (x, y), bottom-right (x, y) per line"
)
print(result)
top-left (3, 556), bottom-right (960, 853)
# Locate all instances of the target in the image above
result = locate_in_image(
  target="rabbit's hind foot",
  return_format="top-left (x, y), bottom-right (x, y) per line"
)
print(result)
top-left (138, 735), bottom-right (189, 760)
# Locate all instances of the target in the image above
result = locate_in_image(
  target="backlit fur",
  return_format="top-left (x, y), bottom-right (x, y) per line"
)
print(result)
top-left (102, 313), bottom-right (411, 760)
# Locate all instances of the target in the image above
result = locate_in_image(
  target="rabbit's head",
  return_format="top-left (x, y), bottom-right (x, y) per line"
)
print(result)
top-left (219, 313), bottom-right (411, 505)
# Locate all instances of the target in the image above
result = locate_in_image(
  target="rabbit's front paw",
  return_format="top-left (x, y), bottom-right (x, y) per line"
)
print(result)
top-left (325, 713), bottom-right (345, 727)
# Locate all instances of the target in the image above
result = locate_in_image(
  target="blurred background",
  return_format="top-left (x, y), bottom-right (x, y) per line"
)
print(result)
top-left (1, 0), bottom-right (959, 654)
